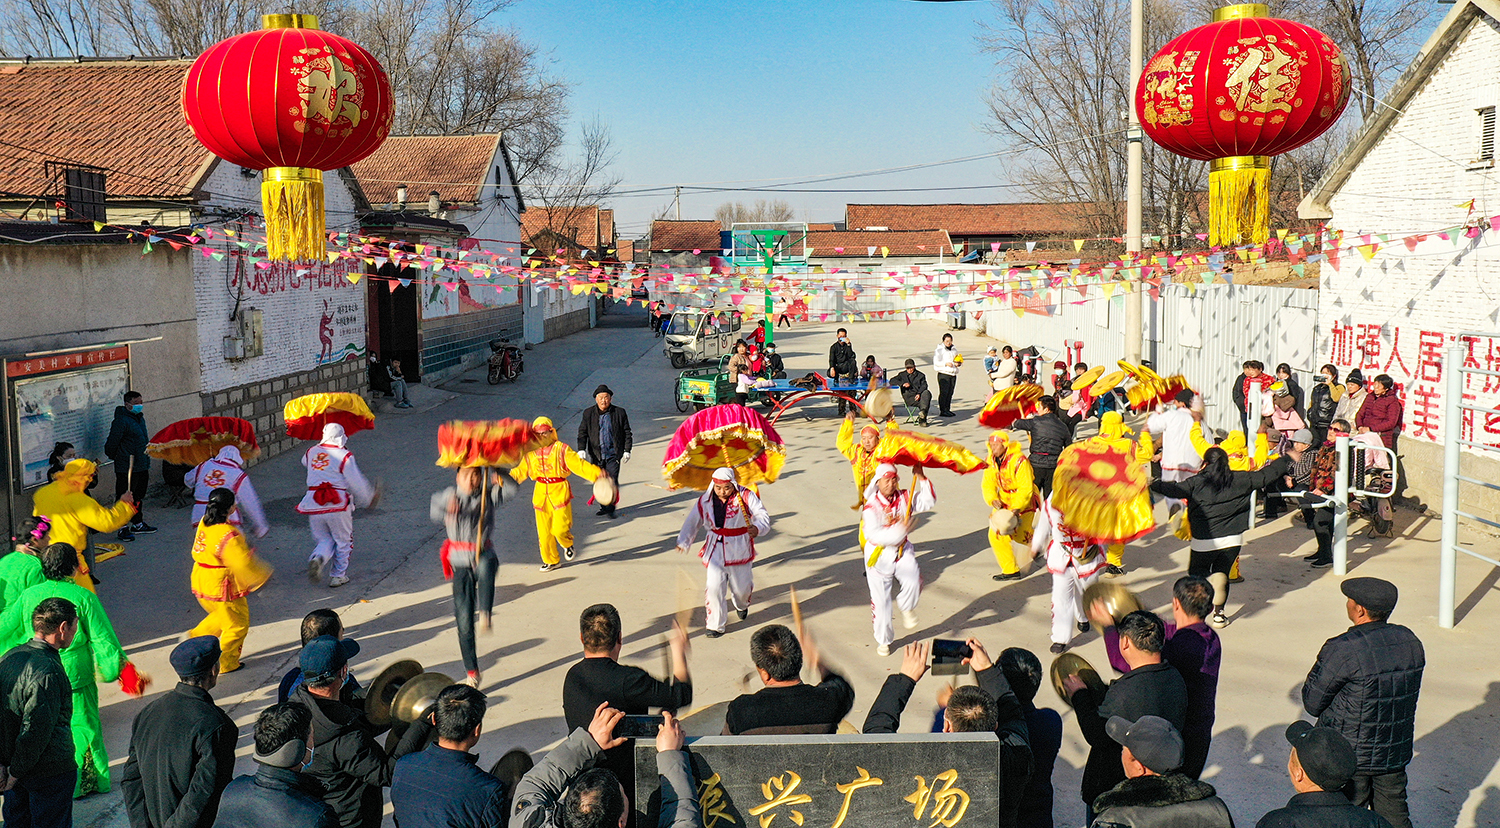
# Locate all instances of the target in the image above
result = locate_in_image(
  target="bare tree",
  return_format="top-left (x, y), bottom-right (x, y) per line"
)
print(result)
top-left (1282, 0), bottom-right (1438, 119)
top-left (523, 117), bottom-right (621, 253)
top-left (714, 199), bottom-right (796, 229)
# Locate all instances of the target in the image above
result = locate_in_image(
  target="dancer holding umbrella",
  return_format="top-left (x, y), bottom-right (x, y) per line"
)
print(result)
top-left (284, 393), bottom-right (376, 587)
top-left (149, 417), bottom-right (267, 537)
top-left (665, 405), bottom-right (784, 638)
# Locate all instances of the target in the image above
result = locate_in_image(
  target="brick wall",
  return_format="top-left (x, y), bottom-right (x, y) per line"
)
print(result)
top-left (544, 307), bottom-right (591, 340)
top-left (201, 357), bottom-right (365, 463)
top-left (1320, 13), bottom-right (1500, 515)
top-left (420, 304), bottom-right (524, 384)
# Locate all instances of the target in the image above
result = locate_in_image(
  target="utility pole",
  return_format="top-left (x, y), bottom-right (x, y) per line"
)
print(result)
top-left (1123, 0), bottom-right (1144, 365)
top-left (674, 186), bottom-right (681, 220)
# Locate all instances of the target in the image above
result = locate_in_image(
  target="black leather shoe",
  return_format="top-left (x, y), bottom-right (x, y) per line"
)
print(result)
top-left (705, 630), bottom-right (725, 638)
top-left (1077, 621), bottom-right (1091, 634)
top-left (1049, 642), bottom-right (1067, 654)
top-left (992, 571), bottom-right (1024, 582)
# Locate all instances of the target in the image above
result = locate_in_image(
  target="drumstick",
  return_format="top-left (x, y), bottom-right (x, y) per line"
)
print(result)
top-left (790, 585), bottom-right (804, 637)
top-left (676, 568), bottom-right (695, 633)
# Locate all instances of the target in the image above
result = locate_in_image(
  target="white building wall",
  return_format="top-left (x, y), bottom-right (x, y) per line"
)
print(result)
top-left (1320, 13), bottom-right (1500, 512)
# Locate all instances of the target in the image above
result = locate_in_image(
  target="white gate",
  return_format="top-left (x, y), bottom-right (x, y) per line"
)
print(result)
top-left (1438, 337), bottom-right (1500, 628)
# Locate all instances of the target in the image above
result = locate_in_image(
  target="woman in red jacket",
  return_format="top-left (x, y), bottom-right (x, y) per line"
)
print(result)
top-left (1355, 374), bottom-right (1403, 538)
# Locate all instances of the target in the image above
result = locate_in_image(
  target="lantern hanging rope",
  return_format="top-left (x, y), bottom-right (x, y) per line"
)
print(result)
top-left (182, 14), bottom-right (394, 261)
top-left (1136, 3), bottom-right (1350, 247)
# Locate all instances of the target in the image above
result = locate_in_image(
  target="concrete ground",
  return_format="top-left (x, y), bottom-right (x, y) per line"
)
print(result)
top-left (75, 307), bottom-right (1500, 828)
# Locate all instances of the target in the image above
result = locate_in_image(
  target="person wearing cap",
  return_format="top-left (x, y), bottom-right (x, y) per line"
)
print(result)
top-left (836, 413), bottom-right (884, 520)
top-left (297, 423), bottom-right (375, 588)
top-left (1301, 577), bottom-right (1424, 828)
top-left (430, 468), bottom-right (516, 687)
top-left (31, 458), bottom-right (137, 591)
top-left (1088, 715), bottom-right (1232, 828)
top-left (1258, 722), bottom-right (1391, 828)
top-left (1064, 611), bottom-right (1187, 818)
top-left (121, 636), bottom-right (237, 828)
top-left (675, 468), bottom-right (771, 638)
top-left (895, 359), bottom-right (932, 426)
top-left (577, 385), bottom-right (632, 520)
top-left (187, 488), bottom-right (273, 675)
top-left (511, 417), bottom-right (601, 572)
top-left (983, 432), bottom-right (1037, 582)
top-left (391, 685), bottom-right (507, 828)
top-left (185, 446), bottom-right (269, 539)
top-left (1334, 369), bottom-right (1368, 429)
top-left (213, 703), bottom-right (335, 828)
top-left (861, 464), bottom-right (935, 656)
top-left (293, 635), bottom-right (432, 828)
top-left (0, 541), bottom-right (145, 798)
top-left (0, 597), bottom-right (79, 828)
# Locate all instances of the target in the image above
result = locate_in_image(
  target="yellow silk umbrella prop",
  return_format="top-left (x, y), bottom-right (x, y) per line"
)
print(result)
top-left (284, 392), bottom-right (376, 440)
top-left (978, 384), bottom-right (1044, 430)
top-left (1051, 441), bottom-right (1156, 544)
top-left (662, 404), bottom-right (786, 491)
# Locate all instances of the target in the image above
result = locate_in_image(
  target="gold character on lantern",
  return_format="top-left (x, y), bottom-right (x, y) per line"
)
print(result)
top-left (1223, 36), bottom-right (1296, 114)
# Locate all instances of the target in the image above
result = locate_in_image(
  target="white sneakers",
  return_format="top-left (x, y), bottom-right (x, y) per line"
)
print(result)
top-left (329, 576), bottom-right (349, 588)
top-left (901, 609), bottom-right (919, 630)
top-left (877, 644), bottom-right (891, 657)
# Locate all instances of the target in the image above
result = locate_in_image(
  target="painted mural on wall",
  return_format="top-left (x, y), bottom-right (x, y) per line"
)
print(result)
top-left (422, 274), bottom-right (519, 319)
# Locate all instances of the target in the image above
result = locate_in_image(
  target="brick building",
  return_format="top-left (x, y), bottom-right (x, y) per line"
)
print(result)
top-left (845, 203), bottom-right (1093, 258)
top-left (648, 219), bottom-right (723, 269)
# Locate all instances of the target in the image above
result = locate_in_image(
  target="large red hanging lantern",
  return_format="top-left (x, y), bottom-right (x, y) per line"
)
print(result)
top-left (182, 14), bottom-right (394, 261)
top-left (1136, 3), bottom-right (1349, 246)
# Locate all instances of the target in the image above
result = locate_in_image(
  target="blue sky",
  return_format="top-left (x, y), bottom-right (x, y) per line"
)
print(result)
top-left (509, 0), bottom-right (1017, 237)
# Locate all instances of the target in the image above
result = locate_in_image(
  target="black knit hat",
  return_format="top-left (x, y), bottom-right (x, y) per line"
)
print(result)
top-left (594, 385), bottom-right (613, 397)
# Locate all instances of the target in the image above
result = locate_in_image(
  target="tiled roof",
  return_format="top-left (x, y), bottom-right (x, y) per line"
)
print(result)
top-left (649, 219), bottom-right (722, 252)
top-left (350, 134), bottom-right (502, 206)
top-left (846, 203), bottom-right (1092, 237)
top-left (808, 223), bottom-right (837, 231)
top-left (0, 60), bottom-right (210, 199)
top-left (615, 238), bottom-right (634, 260)
top-left (806, 229), bottom-right (954, 258)
top-left (522, 205), bottom-right (610, 249)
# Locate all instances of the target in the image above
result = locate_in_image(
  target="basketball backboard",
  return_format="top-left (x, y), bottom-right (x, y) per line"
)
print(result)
top-left (729, 222), bottom-right (808, 268)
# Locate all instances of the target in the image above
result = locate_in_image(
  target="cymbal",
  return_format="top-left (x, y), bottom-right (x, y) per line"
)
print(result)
top-left (365, 660), bottom-right (421, 728)
top-left (1050, 652), bottom-right (1107, 707)
top-left (1081, 581), bottom-right (1145, 631)
top-left (1090, 370), bottom-right (1127, 397)
top-left (392, 671), bottom-right (454, 724)
top-left (489, 748), bottom-right (534, 783)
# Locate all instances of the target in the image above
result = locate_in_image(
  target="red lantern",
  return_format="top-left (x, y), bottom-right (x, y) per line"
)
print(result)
top-left (1136, 3), bottom-right (1349, 246)
top-left (182, 14), bottom-right (394, 260)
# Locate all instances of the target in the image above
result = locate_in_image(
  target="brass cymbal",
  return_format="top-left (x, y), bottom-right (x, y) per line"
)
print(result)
top-left (392, 671), bottom-right (455, 724)
top-left (1081, 582), bottom-right (1145, 631)
top-left (1050, 652), bottom-right (1107, 707)
top-left (365, 660), bottom-right (421, 728)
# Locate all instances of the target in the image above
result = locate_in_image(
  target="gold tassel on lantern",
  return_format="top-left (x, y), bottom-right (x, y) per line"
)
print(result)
top-left (262, 167), bottom-right (325, 261)
top-left (1209, 155), bottom-right (1269, 247)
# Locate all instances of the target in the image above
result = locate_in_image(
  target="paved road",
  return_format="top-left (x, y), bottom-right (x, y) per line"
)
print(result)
top-left (75, 305), bottom-right (1500, 828)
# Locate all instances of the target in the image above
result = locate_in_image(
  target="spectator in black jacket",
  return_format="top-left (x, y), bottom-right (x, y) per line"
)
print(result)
top-left (1307, 365), bottom-right (1342, 447)
top-left (1002, 648), bottom-right (1061, 828)
top-left (562, 604), bottom-right (690, 799)
top-left (577, 386), bottom-right (632, 518)
top-left (122, 636), bottom-right (237, 828)
top-left (104, 389), bottom-right (156, 540)
top-left (725, 624), bottom-right (854, 735)
top-left (828, 329), bottom-right (857, 415)
top-left (213, 704), bottom-right (334, 828)
top-left (1257, 721), bottom-right (1392, 828)
top-left (863, 639), bottom-right (1032, 828)
top-left (293, 636), bottom-right (432, 828)
top-left (1012, 395), bottom-right (1081, 497)
top-left (1065, 611), bottom-right (1188, 822)
top-left (1089, 715), bottom-right (1232, 828)
top-left (896, 360), bottom-right (932, 426)
top-left (1152, 447), bottom-right (1291, 629)
top-left (1302, 578), bottom-right (1424, 828)
top-left (0, 598), bottom-right (77, 828)
top-left (391, 685), bottom-right (506, 828)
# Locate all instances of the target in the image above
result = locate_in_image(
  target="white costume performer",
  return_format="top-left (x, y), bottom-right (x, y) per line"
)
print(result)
top-left (860, 464), bottom-right (936, 655)
top-left (1032, 493), bottom-right (1107, 648)
top-left (675, 468), bottom-right (771, 636)
top-left (295, 423), bottom-right (374, 586)
top-left (185, 446), bottom-right (269, 538)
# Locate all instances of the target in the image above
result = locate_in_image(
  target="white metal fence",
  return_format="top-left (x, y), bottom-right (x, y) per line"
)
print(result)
top-left (1439, 336), bottom-right (1500, 628)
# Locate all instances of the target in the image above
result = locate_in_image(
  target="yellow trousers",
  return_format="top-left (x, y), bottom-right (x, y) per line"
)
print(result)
top-left (1106, 543), bottom-right (1125, 568)
top-left (191, 597), bottom-right (250, 672)
top-left (989, 511), bottom-right (1036, 575)
top-left (534, 504), bottom-right (574, 565)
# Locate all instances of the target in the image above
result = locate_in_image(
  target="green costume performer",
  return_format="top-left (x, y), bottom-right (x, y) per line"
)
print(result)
top-left (0, 570), bottom-right (129, 797)
top-left (0, 516), bottom-right (49, 615)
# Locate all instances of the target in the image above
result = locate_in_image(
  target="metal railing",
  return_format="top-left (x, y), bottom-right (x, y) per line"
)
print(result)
top-left (1439, 339), bottom-right (1500, 628)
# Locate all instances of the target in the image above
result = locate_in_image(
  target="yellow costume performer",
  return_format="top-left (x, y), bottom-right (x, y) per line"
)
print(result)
top-left (32, 459), bottom-right (135, 592)
top-left (1188, 427), bottom-right (1274, 580)
top-left (510, 416), bottom-right (600, 569)
top-left (983, 432), bottom-right (1037, 578)
top-left (1083, 412), bottom-right (1155, 570)
top-left (188, 493), bottom-right (272, 673)
top-left (837, 415), bottom-right (884, 545)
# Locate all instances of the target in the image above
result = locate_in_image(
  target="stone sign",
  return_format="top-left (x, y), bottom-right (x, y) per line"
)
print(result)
top-left (635, 733), bottom-right (1000, 828)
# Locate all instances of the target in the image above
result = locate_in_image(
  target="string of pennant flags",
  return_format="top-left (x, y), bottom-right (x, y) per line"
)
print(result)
top-left (71, 202), bottom-right (1500, 321)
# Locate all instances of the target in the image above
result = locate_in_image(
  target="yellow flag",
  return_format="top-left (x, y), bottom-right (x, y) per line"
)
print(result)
top-left (1074, 239), bottom-right (1085, 252)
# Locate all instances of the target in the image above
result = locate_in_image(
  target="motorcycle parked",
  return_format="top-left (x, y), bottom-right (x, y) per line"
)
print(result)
top-left (487, 338), bottom-right (524, 384)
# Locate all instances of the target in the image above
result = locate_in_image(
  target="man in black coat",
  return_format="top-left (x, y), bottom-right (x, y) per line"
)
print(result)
top-left (293, 637), bottom-right (432, 828)
top-left (214, 703), bottom-right (335, 828)
top-left (576, 385), bottom-right (632, 518)
top-left (0, 598), bottom-right (77, 828)
top-left (1257, 722), bottom-right (1392, 828)
top-left (1302, 578), bottom-right (1423, 828)
top-left (828, 328), bottom-right (857, 415)
top-left (122, 637), bottom-right (238, 828)
top-left (896, 359), bottom-right (931, 426)
top-left (104, 389), bottom-right (156, 540)
top-left (862, 639), bottom-right (1032, 828)
top-left (1066, 611), bottom-right (1187, 822)
top-left (725, 624), bottom-right (854, 735)
top-left (1012, 395), bottom-right (1082, 497)
top-left (391, 685), bottom-right (506, 828)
